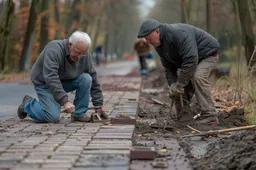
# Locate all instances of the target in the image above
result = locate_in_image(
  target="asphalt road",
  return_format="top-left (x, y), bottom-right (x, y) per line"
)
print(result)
top-left (0, 60), bottom-right (138, 120)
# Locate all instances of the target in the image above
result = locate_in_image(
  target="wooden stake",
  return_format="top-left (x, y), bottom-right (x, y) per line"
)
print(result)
top-left (181, 125), bottom-right (256, 138)
top-left (186, 125), bottom-right (202, 133)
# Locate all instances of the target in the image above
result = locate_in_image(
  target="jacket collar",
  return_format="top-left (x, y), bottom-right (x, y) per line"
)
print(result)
top-left (63, 39), bottom-right (70, 57)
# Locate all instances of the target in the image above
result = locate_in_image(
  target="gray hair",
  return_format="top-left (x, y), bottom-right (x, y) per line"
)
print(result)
top-left (69, 31), bottom-right (91, 48)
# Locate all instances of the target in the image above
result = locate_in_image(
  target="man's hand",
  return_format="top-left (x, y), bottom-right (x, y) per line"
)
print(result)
top-left (169, 83), bottom-right (184, 97)
top-left (95, 107), bottom-right (108, 119)
top-left (63, 102), bottom-right (75, 113)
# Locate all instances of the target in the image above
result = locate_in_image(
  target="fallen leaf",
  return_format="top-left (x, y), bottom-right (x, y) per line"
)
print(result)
top-left (160, 149), bottom-right (167, 153)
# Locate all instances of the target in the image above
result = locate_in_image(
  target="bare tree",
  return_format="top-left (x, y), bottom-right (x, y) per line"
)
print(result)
top-left (39, 0), bottom-right (49, 52)
top-left (180, 0), bottom-right (188, 23)
top-left (206, 0), bottom-right (212, 34)
top-left (19, 0), bottom-right (40, 72)
top-left (0, 0), bottom-right (14, 72)
top-left (54, 0), bottom-right (61, 39)
top-left (236, 0), bottom-right (256, 72)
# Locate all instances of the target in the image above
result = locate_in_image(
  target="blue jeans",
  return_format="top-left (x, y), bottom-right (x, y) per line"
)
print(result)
top-left (24, 74), bottom-right (92, 123)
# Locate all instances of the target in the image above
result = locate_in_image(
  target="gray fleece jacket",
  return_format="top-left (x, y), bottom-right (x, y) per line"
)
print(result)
top-left (30, 39), bottom-right (103, 106)
top-left (155, 23), bottom-right (220, 87)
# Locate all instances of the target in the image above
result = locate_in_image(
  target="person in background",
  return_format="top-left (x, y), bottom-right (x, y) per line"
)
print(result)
top-left (133, 38), bottom-right (152, 75)
top-left (94, 45), bottom-right (105, 66)
top-left (17, 31), bottom-right (107, 123)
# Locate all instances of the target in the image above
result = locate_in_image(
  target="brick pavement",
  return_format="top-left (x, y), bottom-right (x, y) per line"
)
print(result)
top-left (0, 76), bottom-right (191, 170)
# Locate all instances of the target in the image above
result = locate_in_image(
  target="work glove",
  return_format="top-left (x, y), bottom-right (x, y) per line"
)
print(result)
top-left (168, 83), bottom-right (184, 98)
top-left (95, 107), bottom-right (108, 120)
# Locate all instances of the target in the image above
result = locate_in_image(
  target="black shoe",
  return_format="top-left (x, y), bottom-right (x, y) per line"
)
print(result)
top-left (99, 110), bottom-right (108, 120)
top-left (196, 115), bottom-right (219, 124)
top-left (17, 95), bottom-right (32, 119)
top-left (73, 115), bottom-right (91, 122)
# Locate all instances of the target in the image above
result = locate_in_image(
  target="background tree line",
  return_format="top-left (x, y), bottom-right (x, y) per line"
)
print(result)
top-left (0, 0), bottom-right (140, 73)
top-left (0, 0), bottom-right (256, 74)
top-left (149, 0), bottom-right (256, 74)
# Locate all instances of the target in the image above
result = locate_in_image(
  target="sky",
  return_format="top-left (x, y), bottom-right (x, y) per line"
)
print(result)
top-left (138, 0), bottom-right (156, 18)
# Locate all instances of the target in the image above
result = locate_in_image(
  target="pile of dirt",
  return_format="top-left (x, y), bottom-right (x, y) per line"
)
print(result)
top-left (218, 108), bottom-right (247, 127)
top-left (191, 130), bottom-right (256, 170)
top-left (133, 67), bottom-right (254, 170)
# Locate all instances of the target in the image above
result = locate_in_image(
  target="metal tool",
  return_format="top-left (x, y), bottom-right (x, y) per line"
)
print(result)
top-left (61, 106), bottom-right (103, 122)
top-left (163, 97), bottom-right (175, 130)
top-left (163, 94), bottom-right (183, 130)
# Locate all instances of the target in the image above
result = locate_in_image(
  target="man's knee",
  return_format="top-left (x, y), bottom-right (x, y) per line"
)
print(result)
top-left (44, 111), bottom-right (60, 123)
top-left (79, 73), bottom-right (92, 85)
top-left (192, 71), bottom-right (205, 83)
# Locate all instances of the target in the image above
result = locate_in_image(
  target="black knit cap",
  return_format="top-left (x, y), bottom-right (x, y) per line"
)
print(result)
top-left (137, 19), bottom-right (160, 38)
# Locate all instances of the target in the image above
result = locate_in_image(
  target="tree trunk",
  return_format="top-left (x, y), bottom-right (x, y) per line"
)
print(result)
top-left (91, 17), bottom-right (102, 52)
top-left (232, 0), bottom-right (244, 102)
top-left (104, 33), bottom-right (109, 58)
top-left (65, 0), bottom-right (81, 35)
top-left (39, 0), bottom-right (49, 52)
top-left (18, 0), bottom-right (40, 72)
top-left (236, 0), bottom-right (256, 73)
top-left (63, 0), bottom-right (71, 36)
top-left (206, 0), bottom-right (212, 34)
top-left (180, 0), bottom-right (188, 23)
top-left (54, 0), bottom-right (61, 39)
top-left (0, 0), bottom-right (15, 73)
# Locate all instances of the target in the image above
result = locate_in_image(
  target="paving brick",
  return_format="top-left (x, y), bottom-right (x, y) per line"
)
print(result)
top-left (76, 154), bottom-right (129, 167)
top-left (96, 133), bottom-right (133, 136)
top-left (9, 145), bottom-right (35, 149)
top-left (57, 146), bottom-right (84, 151)
top-left (66, 123), bottom-right (85, 127)
top-left (0, 163), bottom-right (17, 169)
top-left (54, 150), bottom-right (81, 155)
top-left (111, 111), bottom-right (137, 117)
top-left (100, 125), bottom-right (135, 130)
top-left (44, 159), bottom-right (75, 164)
top-left (62, 141), bottom-right (89, 146)
top-left (98, 129), bottom-right (134, 134)
top-left (72, 167), bottom-right (128, 170)
top-left (0, 155), bottom-right (24, 162)
top-left (110, 117), bottom-right (136, 125)
top-left (42, 163), bottom-right (73, 169)
top-left (82, 150), bottom-right (130, 155)
top-left (90, 139), bottom-right (132, 145)
top-left (10, 164), bottom-right (40, 170)
top-left (22, 158), bottom-right (45, 164)
top-left (33, 146), bottom-right (55, 152)
top-left (50, 155), bottom-right (79, 162)
top-left (130, 147), bottom-right (156, 160)
top-left (93, 135), bottom-right (132, 140)
top-left (85, 144), bottom-right (131, 150)
top-left (1, 152), bottom-right (27, 157)
top-left (5, 148), bottom-right (33, 153)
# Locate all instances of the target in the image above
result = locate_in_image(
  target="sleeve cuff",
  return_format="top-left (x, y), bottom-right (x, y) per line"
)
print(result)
top-left (59, 96), bottom-right (68, 106)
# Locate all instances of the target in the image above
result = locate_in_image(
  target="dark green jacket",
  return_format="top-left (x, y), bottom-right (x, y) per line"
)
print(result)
top-left (155, 23), bottom-right (220, 87)
top-left (30, 39), bottom-right (103, 106)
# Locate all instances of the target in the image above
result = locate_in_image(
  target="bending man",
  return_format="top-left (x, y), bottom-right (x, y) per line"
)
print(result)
top-left (138, 19), bottom-right (219, 124)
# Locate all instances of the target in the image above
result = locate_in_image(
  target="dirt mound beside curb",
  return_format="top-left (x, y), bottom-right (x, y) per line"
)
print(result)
top-left (191, 130), bottom-right (256, 170)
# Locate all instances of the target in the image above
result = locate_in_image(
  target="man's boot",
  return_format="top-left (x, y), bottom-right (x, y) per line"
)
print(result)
top-left (196, 112), bottom-right (219, 124)
top-left (17, 95), bottom-right (32, 119)
top-left (99, 110), bottom-right (108, 120)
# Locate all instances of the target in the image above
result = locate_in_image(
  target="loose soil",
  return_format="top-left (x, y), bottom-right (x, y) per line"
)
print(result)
top-left (133, 67), bottom-right (256, 170)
